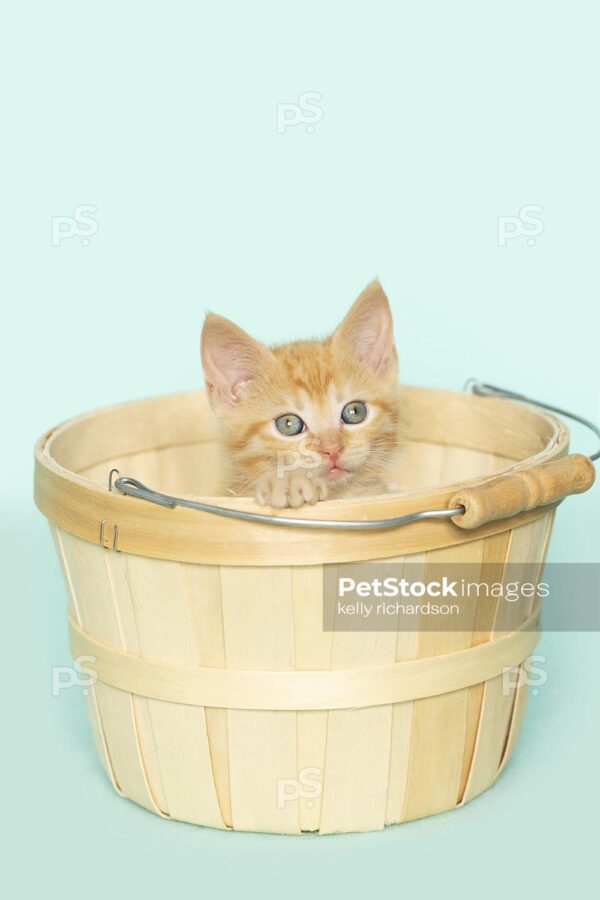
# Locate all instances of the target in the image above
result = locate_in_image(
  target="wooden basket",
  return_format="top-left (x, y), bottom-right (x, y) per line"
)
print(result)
top-left (34, 386), bottom-right (595, 834)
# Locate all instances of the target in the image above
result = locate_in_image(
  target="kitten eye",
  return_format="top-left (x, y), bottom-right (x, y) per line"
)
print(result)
top-left (275, 413), bottom-right (305, 436)
top-left (341, 401), bottom-right (367, 425)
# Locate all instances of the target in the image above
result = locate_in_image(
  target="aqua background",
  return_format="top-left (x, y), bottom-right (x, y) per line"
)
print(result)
top-left (2, 1), bottom-right (598, 897)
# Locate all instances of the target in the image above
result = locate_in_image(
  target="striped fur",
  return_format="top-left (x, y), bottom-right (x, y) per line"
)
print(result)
top-left (201, 281), bottom-right (402, 507)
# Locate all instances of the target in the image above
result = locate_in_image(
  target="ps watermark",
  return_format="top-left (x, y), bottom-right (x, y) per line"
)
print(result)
top-left (51, 203), bottom-right (98, 246)
top-left (276, 437), bottom-right (321, 477)
top-left (277, 767), bottom-right (322, 809)
top-left (276, 92), bottom-right (324, 134)
top-left (497, 204), bottom-right (544, 246)
top-left (51, 655), bottom-right (97, 696)
top-left (502, 655), bottom-right (548, 696)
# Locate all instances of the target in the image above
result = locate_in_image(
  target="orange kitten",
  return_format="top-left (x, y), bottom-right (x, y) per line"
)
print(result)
top-left (200, 280), bottom-right (402, 508)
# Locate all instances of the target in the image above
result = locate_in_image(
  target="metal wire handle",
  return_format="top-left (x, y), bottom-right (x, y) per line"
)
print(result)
top-left (466, 380), bottom-right (600, 462)
top-left (111, 472), bottom-right (464, 530)
top-left (111, 379), bottom-right (598, 530)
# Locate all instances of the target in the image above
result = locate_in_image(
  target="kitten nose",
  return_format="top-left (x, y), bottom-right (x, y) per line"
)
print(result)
top-left (319, 431), bottom-right (342, 459)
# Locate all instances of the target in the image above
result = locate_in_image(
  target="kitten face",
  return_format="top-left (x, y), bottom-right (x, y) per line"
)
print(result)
top-left (201, 281), bottom-right (401, 503)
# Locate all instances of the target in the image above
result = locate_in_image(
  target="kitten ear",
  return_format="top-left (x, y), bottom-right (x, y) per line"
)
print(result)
top-left (332, 280), bottom-right (397, 377)
top-left (201, 313), bottom-right (271, 407)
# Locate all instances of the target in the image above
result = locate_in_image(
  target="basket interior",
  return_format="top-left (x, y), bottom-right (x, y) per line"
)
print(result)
top-left (44, 386), bottom-right (561, 502)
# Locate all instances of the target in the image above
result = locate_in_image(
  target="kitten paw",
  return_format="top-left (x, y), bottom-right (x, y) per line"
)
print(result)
top-left (255, 470), bottom-right (328, 508)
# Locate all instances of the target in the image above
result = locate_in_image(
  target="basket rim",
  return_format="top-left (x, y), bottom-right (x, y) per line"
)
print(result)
top-left (34, 384), bottom-right (569, 565)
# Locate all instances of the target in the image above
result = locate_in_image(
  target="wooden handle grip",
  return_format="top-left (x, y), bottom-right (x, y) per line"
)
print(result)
top-left (450, 453), bottom-right (596, 530)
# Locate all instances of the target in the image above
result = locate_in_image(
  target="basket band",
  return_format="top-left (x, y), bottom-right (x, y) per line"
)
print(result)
top-left (68, 611), bottom-right (540, 712)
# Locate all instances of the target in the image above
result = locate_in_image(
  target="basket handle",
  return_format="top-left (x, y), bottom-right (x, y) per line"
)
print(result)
top-left (449, 453), bottom-right (596, 530)
top-left (110, 472), bottom-right (464, 530)
top-left (111, 380), bottom-right (597, 532)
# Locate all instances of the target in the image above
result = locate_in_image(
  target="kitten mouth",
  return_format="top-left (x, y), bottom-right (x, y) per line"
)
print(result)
top-left (325, 464), bottom-right (350, 477)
